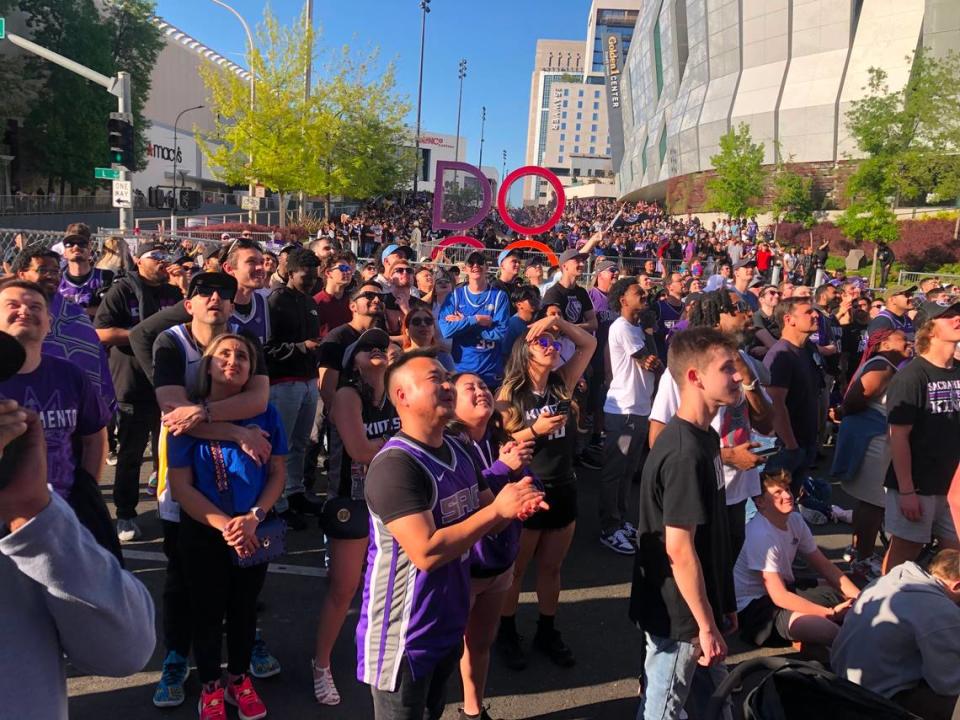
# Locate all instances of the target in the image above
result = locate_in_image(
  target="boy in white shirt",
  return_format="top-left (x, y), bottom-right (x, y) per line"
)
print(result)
top-left (734, 469), bottom-right (860, 647)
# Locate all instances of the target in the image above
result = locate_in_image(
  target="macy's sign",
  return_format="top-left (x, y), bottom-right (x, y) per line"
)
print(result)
top-left (147, 142), bottom-right (182, 164)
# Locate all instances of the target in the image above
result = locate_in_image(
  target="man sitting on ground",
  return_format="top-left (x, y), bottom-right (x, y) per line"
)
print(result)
top-left (734, 469), bottom-right (859, 648)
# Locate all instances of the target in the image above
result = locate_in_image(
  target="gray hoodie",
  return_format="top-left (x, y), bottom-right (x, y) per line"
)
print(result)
top-left (0, 493), bottom-right (156, 719)
top-left (831, 561), bottom-right (960, 698)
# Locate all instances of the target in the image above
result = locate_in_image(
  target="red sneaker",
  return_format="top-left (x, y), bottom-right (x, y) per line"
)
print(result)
top-left (198, 683), bottom-right (227, 720)
top-left (225, 674), bottom-right (267, 720)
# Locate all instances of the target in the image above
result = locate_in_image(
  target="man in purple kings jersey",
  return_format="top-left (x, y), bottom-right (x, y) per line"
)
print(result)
top-left (357, 349), bottom-right (547, 720)
top-left (58, 230), bottom-right (115, 315)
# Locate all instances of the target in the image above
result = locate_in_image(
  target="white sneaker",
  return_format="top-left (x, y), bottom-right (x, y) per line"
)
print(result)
top-left (831, 505), bottom-right (853, 524)
top-left (116, 518), bottom-right (142, 543)
top-left (621, 521), bottom-right (638, 541)
top-left (600, 528), bottom-right (635, 555)
top-left (311, 660), bottom-right (341, 706)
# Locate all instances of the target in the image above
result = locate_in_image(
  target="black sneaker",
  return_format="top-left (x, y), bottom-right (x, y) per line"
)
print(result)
top-left (495, 627), bottom-right (527, 671)
top-left (280, 509), bottom-right (307, 531)
top-left (533, 628), bottom-right (576, 667)
top-left (458, 707), bottom-right (496, 720)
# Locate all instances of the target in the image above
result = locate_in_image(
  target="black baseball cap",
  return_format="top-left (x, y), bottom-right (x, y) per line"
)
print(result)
top-left (342, 327), bottom-right (390, 370)
top-left (135, 242), bottom-right (169, 260)
top-left (733, 258), bottom-right (756, 270)
top-left (465, 250), bottom-right (487, 266)
top-left (558, 248), bottom-right (586, 265)
top-left (187, 271), bottom-right (238, 300)
top-left (914, 300), bottom-right (960, 328)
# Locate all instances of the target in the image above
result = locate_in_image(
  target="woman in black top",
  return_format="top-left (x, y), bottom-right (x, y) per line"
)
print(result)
top-left (311, 328), bottom-right (398, 706)
top-left (495, 314), bottom-right (596, 669)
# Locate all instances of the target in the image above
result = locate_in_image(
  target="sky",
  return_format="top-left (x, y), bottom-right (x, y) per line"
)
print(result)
top-left (155, 0), bottom-right (592, 204)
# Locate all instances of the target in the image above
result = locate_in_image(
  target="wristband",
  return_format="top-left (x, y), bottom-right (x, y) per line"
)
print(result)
top-left (899, 489), bottom-right (916, 496)
top-left (741, 378), bottom-right (758, 392)
top-left (529, 425), bottom-right (540, 439)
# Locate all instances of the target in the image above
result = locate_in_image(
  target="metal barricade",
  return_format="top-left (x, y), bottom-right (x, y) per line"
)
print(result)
top-left (897, 270), bottom-right (960, 287)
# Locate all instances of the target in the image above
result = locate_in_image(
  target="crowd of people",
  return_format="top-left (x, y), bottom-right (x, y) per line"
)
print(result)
top-left (0, 197), bottom-right (959, 720)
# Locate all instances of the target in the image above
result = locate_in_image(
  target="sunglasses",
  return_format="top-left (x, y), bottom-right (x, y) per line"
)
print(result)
top-left (408, 316), bottom-right (433, 327)
top-left (393, 267), bottom-right (415, 275)
top-left (334, 264), bottom-right (353, 273)
top-left (871, 303), bottom-right (884, 309)
top-left (64, 239), bottom-right (89, 249)
top-left (141, 252), bottom-right (170, 262)
top-left (191, 286), bottom-right (236, 301)
top-left (356, 344), bottom-right (386, 355)
top-left (732, 301), bottom-right (751, 313)
top-left (765, 290), bottom-right (780, 296)
top-left (533, 336), bottom-right (562, 352)
top-left (353, 291), bottom-right (383, 302)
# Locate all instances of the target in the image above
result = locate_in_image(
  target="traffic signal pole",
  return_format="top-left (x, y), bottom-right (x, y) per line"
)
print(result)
top-left (4, 31), bottom-right (134, 230)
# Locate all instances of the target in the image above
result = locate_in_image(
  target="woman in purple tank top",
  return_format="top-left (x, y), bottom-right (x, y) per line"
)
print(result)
top-left (450, 372), bottom-right (534, 720)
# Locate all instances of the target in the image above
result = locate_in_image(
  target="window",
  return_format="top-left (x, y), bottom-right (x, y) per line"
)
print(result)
top-left (575, 123), bottom-right (581, 131)
top-left (641, 135), bottom-right (649, 174)
top-left (558, 155), bottom-right (564, 163)
top-left (593, 101), bottom-right (599, 109)
top-left (560, 133), bottom-right (565, 141)
top-left (589, 146), bottom-right (596, 154)
top-left (592, 114), bottom-right (598, 121)
top-left (561, 122), bottom-right (566, 129)
top-left (563, 89), bottom-right (569, 96)
top-left (590, 136), bottom-right (596, 143)
top-left (606, 146), bottom-right (611, 154)
top-left (675, 0), bottom-right (689, 81)
top-left (658, 125), bottom-right (667, 166)
top-left (562, 111), bottom-right (567, 119)
top-left (578, 89), bottom-right (584, 97)
top-left (577, 101), bottom-right (583, 109)
top-left (559, 145), bottom-right (564, 152)
top-left (654, 17), bottom-right (664, 99)
top-left (594, 90), bottom-right (601, 98)
top-left (574, 146), bottom-right (579, 153)
top-left (562, 100), bottom-right (568, 108)
top-left (591, 124), bottom-right (598, 131)
top-left (576, 112), bottom-right (582, 120)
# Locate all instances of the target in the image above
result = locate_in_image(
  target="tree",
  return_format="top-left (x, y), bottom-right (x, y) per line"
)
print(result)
top-left (706, 122), bottom-right (766, 217)
top-left (0, 0), bottom-right (163, 192)
top-left (199, 6), bottom-right (412, 221)
top-left (770, 150), bottom-right (816, 242)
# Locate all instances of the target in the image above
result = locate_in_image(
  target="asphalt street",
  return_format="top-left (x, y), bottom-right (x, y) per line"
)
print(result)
top-left (67, 453), bottom-right (852, 719)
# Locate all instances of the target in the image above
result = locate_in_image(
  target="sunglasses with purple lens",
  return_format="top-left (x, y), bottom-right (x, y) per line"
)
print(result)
top-left (534, 336), bottom-right (562, 352)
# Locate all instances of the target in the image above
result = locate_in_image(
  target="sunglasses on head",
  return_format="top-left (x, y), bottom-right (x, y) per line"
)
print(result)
top-left (64, 239), bottom-right (89, 248)
top-left (533, 336), bottom-right (562, 352)
top-left (191, 286), bottom-right (236, 301)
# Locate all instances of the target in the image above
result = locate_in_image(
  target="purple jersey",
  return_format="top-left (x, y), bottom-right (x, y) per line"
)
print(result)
top-left (467, 433), bottom-right (523, 576)
top-left (357, 435), bottom-right (483, 691)
top-left (0, 355), bottom-right (110, 496)
top-left (58, 268), bottom-right (113, 308)
top-left (44, 293), bottom-right (116, 412)
top-left (229, 292), bottom-right (271, 345)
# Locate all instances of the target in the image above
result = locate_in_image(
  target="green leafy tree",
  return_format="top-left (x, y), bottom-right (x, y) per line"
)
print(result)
top-left (0, 0), bottom-right (163, 192)
top-left (706, 122), bottom-right (766, 217)
top-left (199, 7), bottom-right (412, 221)
top-left (770, 149), bottom-right (816, 243)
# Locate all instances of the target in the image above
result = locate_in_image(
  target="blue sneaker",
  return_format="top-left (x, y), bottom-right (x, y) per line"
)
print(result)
top-left (152, 650), bottom-right (189, 707)
top-left (249, 630), bottom-right (281, 678)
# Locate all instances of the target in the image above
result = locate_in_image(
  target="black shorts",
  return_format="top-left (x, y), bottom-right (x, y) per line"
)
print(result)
top-left (320, 498), bottom-right (370, 540)
top-left (738, 585), bottom-right (842, 647)
top-left (524, 481), bottom-right (577, 531)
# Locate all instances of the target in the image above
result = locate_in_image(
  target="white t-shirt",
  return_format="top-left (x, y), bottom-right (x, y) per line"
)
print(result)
top-left (603, 317), bottom-right (656, 416)
top-left (649, 350), bottom-right (770, 505)
top-left (734, 511), bottom-right (818, 611)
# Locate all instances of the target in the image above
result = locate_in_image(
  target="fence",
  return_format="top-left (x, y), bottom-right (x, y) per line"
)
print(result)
top-left (897, 270), bottom-right (960, 287)
top-left (0, 194), bottom-right (126, 215)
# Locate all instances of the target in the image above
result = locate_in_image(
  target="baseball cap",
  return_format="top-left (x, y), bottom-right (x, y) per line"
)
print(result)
top-left (465, 250), bottom-right (487, 266)
top-left (381, 244), bottom-right (413, 261)
top-left (135, 242), bottom-right (169, 261)
top-left (187, 271), bottom-right (238, 300)
top-left (62, 233), bottom-right (89, 247)
top-left (733, 258), bottom-right (756, 270)
top-left (914, 300), bottom-right (960, 328)
top-left (342, 328), bottom-right (390, 370)
top-left (497, 248), bottom-right (521, 266)
top-left (748, 276), bottom-right (764, 288)
top-left (558, 248), bottom-right (586, 265)
top-left (594, 260), bottom-right (619, 275)
top-left (884, 284), bottom-right (917, 298)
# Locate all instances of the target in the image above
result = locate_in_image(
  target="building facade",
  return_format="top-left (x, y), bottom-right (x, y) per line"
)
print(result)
top-left (523, 0), bottom-right (642, 206)
top-left (616, 0), bottom-right (960, 208)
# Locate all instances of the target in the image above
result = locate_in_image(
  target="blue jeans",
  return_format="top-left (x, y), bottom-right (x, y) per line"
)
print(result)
top-left (270, 380), bottom-right (318, 513)
top-left (638, 633), bottom-right (731, 720)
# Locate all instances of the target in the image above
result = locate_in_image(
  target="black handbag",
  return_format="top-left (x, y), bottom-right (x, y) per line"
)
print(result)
top-left (210, 440), bottom-right (287, 567)
top-left (320, 496), bottom-right (369, 540)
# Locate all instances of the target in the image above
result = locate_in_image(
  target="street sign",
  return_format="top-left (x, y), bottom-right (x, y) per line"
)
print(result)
top-left (241, 196), bottom-right (261, 211)
top-left (95, 167), bottom-right (120, 180)
top-left (112, 180), bottom-right (132, 208)
top-left (0, 18), bottom-right (6, 40)
top-left (254, 184), bottom-right (266, 199)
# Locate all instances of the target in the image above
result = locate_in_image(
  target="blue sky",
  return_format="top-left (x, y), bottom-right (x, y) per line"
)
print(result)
top-left (156, 0), bottom-right (591, 199)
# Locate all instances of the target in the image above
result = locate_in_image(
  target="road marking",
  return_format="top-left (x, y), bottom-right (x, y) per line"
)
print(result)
top-left (122, 549), bottom-right (328, 577)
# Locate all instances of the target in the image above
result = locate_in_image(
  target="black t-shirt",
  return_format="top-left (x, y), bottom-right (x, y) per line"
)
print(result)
top-left (317, 323), bottom-right (362, 371)
top-left (542, 282), bottom-right (592, 325)
top-left (752, 309), bottom-right (780, 339)
top-left (884, 357), bottom-right (960, 495)
top-left (365, 432), bottom-right (487, 524)
top-left (512, 376), bottom-right (576, 486)
top-left (763, 338), bottom-right (823, 449)
top-left (629, 417), bottom-right (735, 640)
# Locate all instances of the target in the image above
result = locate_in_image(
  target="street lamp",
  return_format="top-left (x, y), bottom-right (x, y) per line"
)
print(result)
top-left (454, 58), bottom-right (467, 167)
top-left (478, 105), bottom-right (486, 169)
top-left (171, 104), bottom-right (205, 236)
top-left (412, 0), bottom-right (431, 203)
top-left (210, 0), bottom-right (257, 223)
top-left (501, 149), bottom-right (507, 192)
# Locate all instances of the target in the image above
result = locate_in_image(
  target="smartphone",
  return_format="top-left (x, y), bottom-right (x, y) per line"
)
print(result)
top-left (752, 434), bottom-right (779, 457)
top-left (554, 400), bottom-right (571, 415)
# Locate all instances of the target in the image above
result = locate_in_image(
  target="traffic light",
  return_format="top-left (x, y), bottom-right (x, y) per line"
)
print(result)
top-left (179, 189), bottom-right (201, 211)
top-left (107, 113), bottom-right (134, 169)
